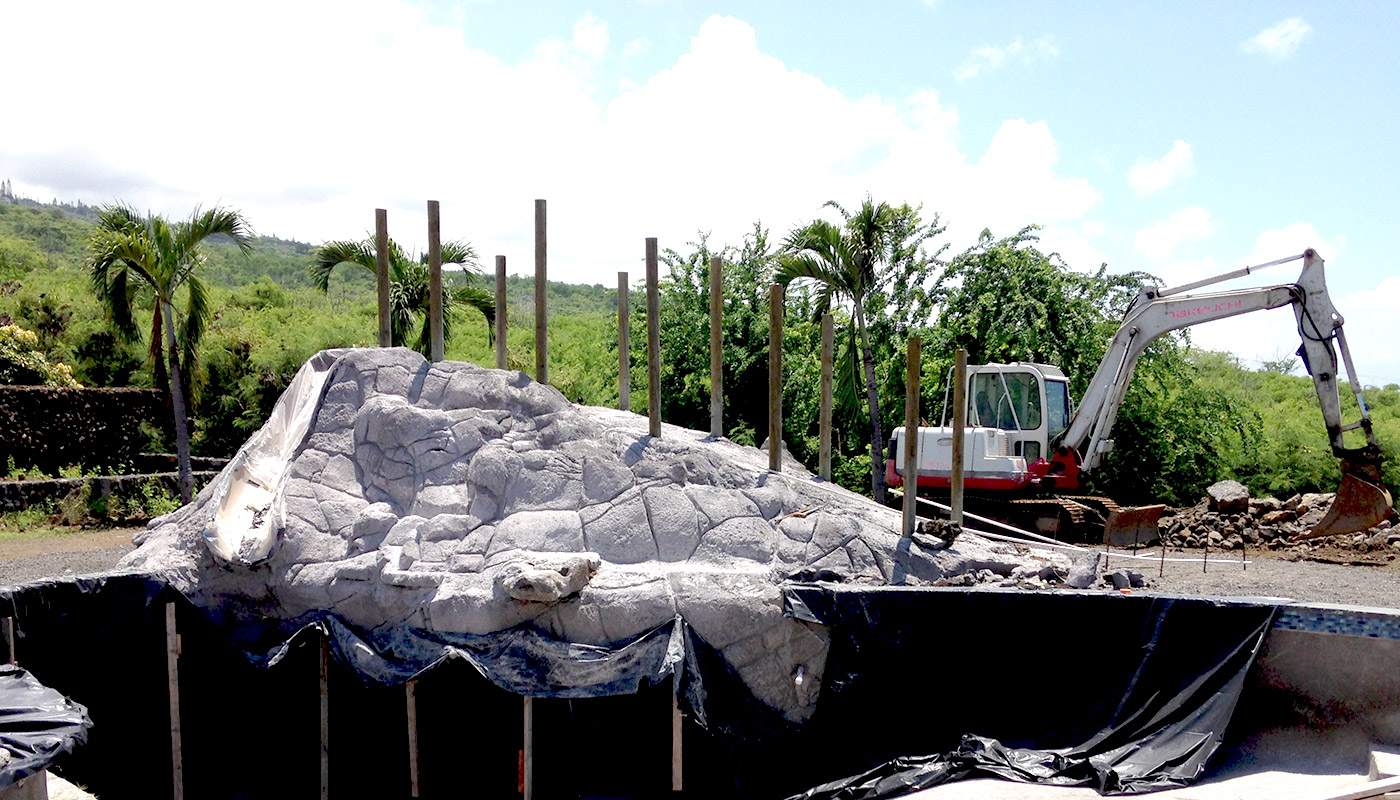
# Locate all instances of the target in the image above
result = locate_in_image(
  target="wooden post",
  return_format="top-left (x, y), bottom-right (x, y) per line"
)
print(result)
top-left (819, 314), bottom-right (834, 481)
top-left (671, 677), bottom-right (683, 792)
top-left (375, 209), bottom-right (391, 347)
top-left (709, 256), bottom-right (723, 438)
top-left (646, 238), bottom-right (661, 438)
top-left (768, 283), bottom-right (783, 472)
top-left (406, 680), bottom-right (420, 797)
top-left (522, 697), bottom-right (534, 800)
top-left (319, 634), bottom-right (330, 800)
top-left (166, 603), bottom-right (183, 800)
top-left (427, 200), bottom-right (443, 363)
top-left (618, 272), bottom-right (630, 411)
top-left (901, 337), bottom-right (921, 538)
top-left (951, 349), bottom-right (967, 526)
top-left (534, 200), bottom-right (548, 384)
top-left (495, 256), bottom-right (508, 370)
top-left (2, 617), bottom-right (14, 665)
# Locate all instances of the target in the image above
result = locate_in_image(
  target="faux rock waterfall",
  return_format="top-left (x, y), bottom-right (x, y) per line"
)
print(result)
top-left (123, 348), bottom-right (1070, 720)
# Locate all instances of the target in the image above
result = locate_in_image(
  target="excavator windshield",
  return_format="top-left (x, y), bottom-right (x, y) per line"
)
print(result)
top-left (971, 371), bottom-right (1041, 431)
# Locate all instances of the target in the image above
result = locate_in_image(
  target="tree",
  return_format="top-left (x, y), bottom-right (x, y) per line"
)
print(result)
top-left (310, 238), bottom-right (494, 355)
top-left (87, 204), bottom-right (253, 503)
top-left (0, 323), bottom-right (80, 387)
top-left (776, 198), bottom-right (945, 501)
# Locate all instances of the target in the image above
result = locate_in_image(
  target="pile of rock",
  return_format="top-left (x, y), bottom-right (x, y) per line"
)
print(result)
top-left (1157, 479), bottom-right (1398, 554)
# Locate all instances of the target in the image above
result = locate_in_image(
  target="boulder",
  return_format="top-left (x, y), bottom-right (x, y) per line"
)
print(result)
top-left (1207, 480), bottom-right (1250, 515)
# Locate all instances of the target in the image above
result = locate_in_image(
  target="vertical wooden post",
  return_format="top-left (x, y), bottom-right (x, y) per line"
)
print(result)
top-left (768, 283), bottom-right (783, 472)
top-left (522, 697), bottom-right (534, 800)
top-left (427, 200), bottom-right (443, 363)
top-left (406, 680), bottom-right (421, 798)
top-left (166, 603), bottom-right (183, 800)
top-left (902, 338), bottom-right (921, 538)
top-left (709, 256), bottom-right (723, 438)
top-left (671, 677), bottom-right (683, 792)
top-left (375, 209), bottom-right (391, 348)
top-left (319, 634), bottom-right (330, 800)
top-left (2, 617), bottom-right (14, 665)
top-left (951, 349), bottom-right (967, 526)
top-left (495, 256), bottom-right (508, 370)
top-left (819, 314), bottom-right (834, 481)
top-left (534, 200), bottom-right (548, 385)
top-left (646, 238), bottom-right (661, 438)
top-left (618, 272), bottom-right (630, 411)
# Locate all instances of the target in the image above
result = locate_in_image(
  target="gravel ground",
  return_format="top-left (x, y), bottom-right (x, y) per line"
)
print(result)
top-left (1, 529), bottom-right (1398, 611)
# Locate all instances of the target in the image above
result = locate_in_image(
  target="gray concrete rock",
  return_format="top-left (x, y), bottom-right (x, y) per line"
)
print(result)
top-left (121, 348), bottom-right (1071, 722)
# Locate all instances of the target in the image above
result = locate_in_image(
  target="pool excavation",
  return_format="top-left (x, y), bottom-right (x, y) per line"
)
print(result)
top-left (2, 347), bottom-right (1400, 799)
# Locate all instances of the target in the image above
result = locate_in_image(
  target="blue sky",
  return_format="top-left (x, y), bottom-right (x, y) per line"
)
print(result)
top-left (5, 1), bottom-right (1398, 384)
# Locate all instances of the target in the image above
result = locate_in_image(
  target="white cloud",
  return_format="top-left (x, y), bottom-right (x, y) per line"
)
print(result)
top-left (1134, 206), bottom-right (1216, 262)
top-left (1, 7), bottom-right (1101, 290)
top-left (1128, 140), bottom-right (1195, 194)
top-left (1242, 18), bottom-right (1312, 61)
top-left (620, 37), bottom-right (650, 61)
top-left (955, 36), bottom-right (1059, 81)
top-left (1342, 276), bottom-right (1400, 311)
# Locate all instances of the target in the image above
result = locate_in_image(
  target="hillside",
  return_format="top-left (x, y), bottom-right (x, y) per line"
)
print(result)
top-left (1, 190), bottom-right (1396, 507)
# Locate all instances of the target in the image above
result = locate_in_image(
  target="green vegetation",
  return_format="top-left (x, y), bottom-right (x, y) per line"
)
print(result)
top-left (87, 203), bottom-right (254, 503)
top-left (0, 189), bottom-right (1396, 514)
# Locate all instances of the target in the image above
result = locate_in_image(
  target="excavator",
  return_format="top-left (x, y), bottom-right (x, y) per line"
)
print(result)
top-left (886, 248), bottom-right (1394, 544)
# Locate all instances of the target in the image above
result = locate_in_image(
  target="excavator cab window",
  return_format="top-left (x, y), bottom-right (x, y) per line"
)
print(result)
top-left (1046, 379), bottom-right (1070, 439)
top-left (970, 371), bottom-right (1041, 431)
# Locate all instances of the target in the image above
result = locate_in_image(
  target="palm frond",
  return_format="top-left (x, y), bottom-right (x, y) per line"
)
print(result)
top-left (310, 239), bottom-right (377, 291)
top-left (441, 240), bottom-right (482, 275)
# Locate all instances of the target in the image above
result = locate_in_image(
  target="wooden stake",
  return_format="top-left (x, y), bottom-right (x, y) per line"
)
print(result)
top-left (768, 283), bottom-right (783, 472)
top-left (709, 256), bottom-right (723, 438)
top-left (166, 603), bottom-right (183, 800)
top-left (522, 697), bottom-right (534, 800)
top-left (646, 238), bottom-right (661, 438)
top-left (950, 349), bottom-right (967, 526)
top-left (375, 209), bottom-right (391, 348)
top-left (427, 200), bottom-right (443, 363)
top-left (901, 337), bottom-right (921, 538)
top-left (671, 677), bottom-right (683, 792)
top-left (319, 634), bottom-right (329, 800)
top-left (819, 314), bottom-right (834, 481)
top-left (495, 256), bottom-right (508, 370)
top-left (535, 200), bottom-right (548, 385)
top-left (2, 617), bottom-right (14, 665)
top-left (406, 680), bottom-right (420, 798)
top-left (618, 272), bottom-right (630, 411)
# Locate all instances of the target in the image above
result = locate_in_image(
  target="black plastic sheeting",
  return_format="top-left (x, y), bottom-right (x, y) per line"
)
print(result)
top-left (784, 586), bottom-right (1279, 798)
top-left (0, 664), bottom-right (92, 788)
top-left (0, 573), bottom-right (1286, 799)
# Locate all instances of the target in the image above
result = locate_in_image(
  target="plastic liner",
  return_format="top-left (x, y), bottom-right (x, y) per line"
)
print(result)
top-left (201, 348), bottom-right (349, 566)
top-left (0, 664), bottom-right (93, 789)
top-left (784, 586), bottom-right (1278, 798)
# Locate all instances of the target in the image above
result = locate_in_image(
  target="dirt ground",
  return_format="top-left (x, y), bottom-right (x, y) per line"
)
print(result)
top-left (2, 526), bottom-right (1399, 611)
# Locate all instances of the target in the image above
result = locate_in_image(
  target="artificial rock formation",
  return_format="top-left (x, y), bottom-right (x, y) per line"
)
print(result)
top-left (123, 348), bottom-right (1069, 720)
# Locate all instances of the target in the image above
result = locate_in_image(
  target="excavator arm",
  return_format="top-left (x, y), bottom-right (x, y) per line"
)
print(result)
top-left (1053, 249), bottom-right (1391, 538)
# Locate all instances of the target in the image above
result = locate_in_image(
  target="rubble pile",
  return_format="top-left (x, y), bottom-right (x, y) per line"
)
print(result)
top-left (1158, 479), bottom-right (1398, 555)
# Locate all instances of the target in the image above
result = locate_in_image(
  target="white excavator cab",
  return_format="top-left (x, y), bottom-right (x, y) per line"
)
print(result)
top-left (954, 363), bottom-right (1072, 468)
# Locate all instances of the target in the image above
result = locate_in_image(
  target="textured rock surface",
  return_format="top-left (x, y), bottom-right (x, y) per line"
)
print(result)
top-left (123, 348), bottom-right (1069, 719)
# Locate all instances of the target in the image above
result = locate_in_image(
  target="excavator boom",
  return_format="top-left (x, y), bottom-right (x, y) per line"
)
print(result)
top-left (1058, 249), bottom-right (1392, 538)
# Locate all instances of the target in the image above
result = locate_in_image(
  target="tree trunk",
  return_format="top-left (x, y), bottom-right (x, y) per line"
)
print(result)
top-left (162, 300), bottom-right (194, 505)
top-left (853, 303), bottom-right (887, 503)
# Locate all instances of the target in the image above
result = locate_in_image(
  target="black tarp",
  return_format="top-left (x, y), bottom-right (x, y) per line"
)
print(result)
top-left (0, 664), bottom-right (92, 788)
top-left (784, 586), bottom-right (1279, 798)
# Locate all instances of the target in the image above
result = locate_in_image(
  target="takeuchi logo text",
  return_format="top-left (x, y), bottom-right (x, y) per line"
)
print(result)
top-left (1168, 299), bottom-right (1244, 319)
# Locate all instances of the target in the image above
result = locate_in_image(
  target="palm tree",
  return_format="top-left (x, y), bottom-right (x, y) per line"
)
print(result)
top-left (88, 204), bottom-right (253, 504)
top-left (310, 238), bottom-right (494, 355)
top-left (776, 198), bottom-right (935, 503)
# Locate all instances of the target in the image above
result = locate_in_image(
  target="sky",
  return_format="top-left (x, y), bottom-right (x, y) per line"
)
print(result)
top-left (4, 1), bottom-right (1399, 386)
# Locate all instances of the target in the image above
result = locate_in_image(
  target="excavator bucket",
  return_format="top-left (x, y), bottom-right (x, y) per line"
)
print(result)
top-left (1104, 504), bottom-right (1167, 548)
top-left (1296, 473), bottom-right (1394, 541)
